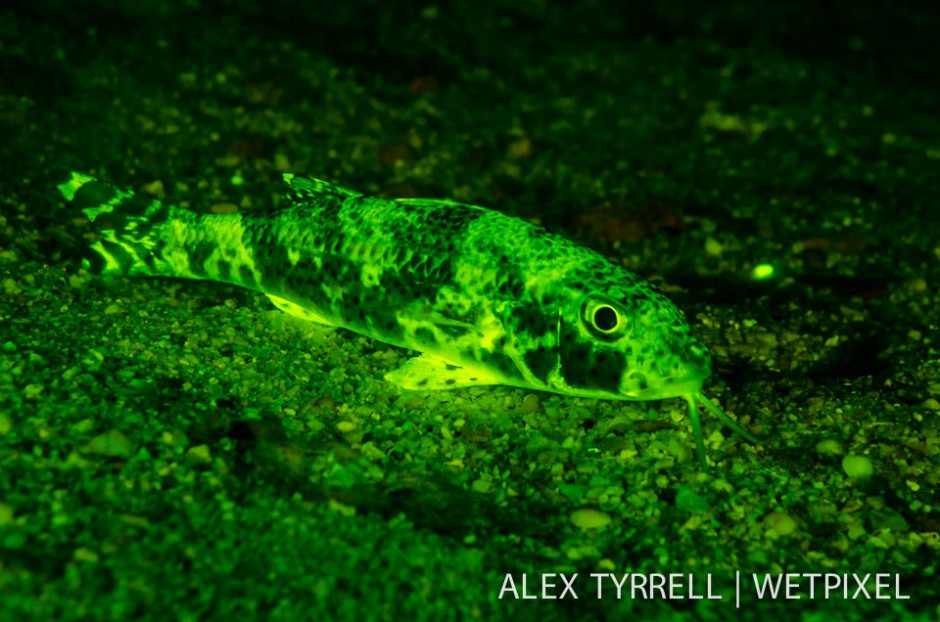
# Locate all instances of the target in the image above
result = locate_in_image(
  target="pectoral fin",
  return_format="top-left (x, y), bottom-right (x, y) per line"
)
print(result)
top-left (266, 294), bottom-right (337, 326)
top-left (385, 354), bottom-right (502, 390)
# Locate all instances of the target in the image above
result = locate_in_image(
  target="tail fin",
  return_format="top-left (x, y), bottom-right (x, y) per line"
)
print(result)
top-left (58, 172), bottom-right (171, 276)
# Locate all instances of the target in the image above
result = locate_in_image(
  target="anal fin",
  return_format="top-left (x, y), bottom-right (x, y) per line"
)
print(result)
top-left (266, 294), bottom-right (337, 326)
top-left (385, 354), bottom-right (502, 390)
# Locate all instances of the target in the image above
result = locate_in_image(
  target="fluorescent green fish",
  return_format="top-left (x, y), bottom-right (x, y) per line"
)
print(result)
top-left (58, 172), bottom-right (757, 465)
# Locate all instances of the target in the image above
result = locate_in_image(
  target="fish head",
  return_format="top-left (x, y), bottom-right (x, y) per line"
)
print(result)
top-left (551, 286), bottom-right (712, 401)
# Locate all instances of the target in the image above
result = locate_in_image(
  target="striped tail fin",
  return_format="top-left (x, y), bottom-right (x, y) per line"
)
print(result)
top-left (58, 172), bottom-right (173, 276)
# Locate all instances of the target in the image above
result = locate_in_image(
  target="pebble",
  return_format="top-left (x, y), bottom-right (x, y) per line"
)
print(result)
top-left (186, 444), bottom-right (212, 464)
top-left (842, 454), bottom-right (873, 479)
top-left (764, 512), bottom-right (798, 536)
top-left (570, 508), bottom-right (611, 529)
top-left (815, 439), bottom-right (843, 456)
top-left (85, 430), bottom-right (134, 458)
top-left (519, 394), bottom-right (541, 413)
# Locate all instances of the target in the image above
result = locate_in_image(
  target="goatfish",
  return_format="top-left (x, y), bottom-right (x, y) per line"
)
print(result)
top-left (58, 171), bottom-right (758, 466)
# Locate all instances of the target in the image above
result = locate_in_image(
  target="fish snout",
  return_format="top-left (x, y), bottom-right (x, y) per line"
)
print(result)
top-left (617, 340), bottom-right (712, 400)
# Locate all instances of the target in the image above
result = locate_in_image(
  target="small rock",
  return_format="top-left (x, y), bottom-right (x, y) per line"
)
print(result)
top-left (73, 547), bottom-right (99, 563)
top-left (842, 454), bottom-right (873, 479)
top-left (85, 430), bottom-right (134, 458)
top-left (764, 512), bottom-right (798, 536)
top-left (675, 487), bottom-right (709, 514)
top-left (570, 508), bottom-right (611, 529)
top-left (336, 421), bottom-right (357, 433)
top-left (0, 502), bottom-right (13, 525)
top-left (519, 394), bottom-right (541, 414)
top-left (186, 444), bottom-right (212, 464)
top-left (815, 439), bottom-right (843, 456)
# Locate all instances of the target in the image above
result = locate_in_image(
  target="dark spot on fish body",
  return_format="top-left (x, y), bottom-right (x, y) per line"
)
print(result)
top-left (478, 350), bottom-right (523, 382)
top-left (248, 237), bottom-right (273, 266)
top-left (413, 326), bottom-right (435, 345)
top-left (425, 263), bottom-right (453, 288)
top-left (389, 204), bottom-right (481, 265)
top-left (558, 319), bottom-right (610, 391)
top-left (439, 323), bottom-right (470, 339)
top-left (187, 240), bottom-right (217, 277)
top-left (537, 291), bottom-right (561, 308)
top-left (516, 303), bottom-right (554, 342)
top-left (91, 210), bottom-right (130, 235)
top-left (311, 197), bottom-right (346, 222)
top-left (216, 259), bottom-right (232, 282)
top-left (634, 373), bottom-right (649, 391)
top-left (403, 202), bottom-right (483, 240)
top-left (297, 262), bottom-right (316, 287)
top-left (138, 240), bottom-right (161, 273)
top-left (236, 263), bottom-right (255, 287)
top-left (73, 181), bottom-right (120, 211)
top-left (496, 274), bottom-right (525, 298)
top-left (84, 248), bottom-right (106, 273)
top-left (355, 285), bottom-right (401, 335)
top-left (371, 314), bottom-right (401, 336)
top-left (376, 269), bottom-right (428, 307)
top-left (320, 252), bottom-right (358, 286)
top-left (593, 348), bottom-right (626, 391)
top-left (399, 251), bottom-right (458, 292)
top-left (524, 226), bottom-right (550, 242)
top-left (326, 232), bottom-right (346, 256)
top-left (523, 344), bottom-right (556, 384)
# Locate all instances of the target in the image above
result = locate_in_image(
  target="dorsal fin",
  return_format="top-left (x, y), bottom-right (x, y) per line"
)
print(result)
top-left (281, 174), bottom-right (361, 203)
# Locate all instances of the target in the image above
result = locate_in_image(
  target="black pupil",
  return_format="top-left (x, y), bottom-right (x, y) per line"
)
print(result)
top-left (594, 306), bottom-right (618, 331)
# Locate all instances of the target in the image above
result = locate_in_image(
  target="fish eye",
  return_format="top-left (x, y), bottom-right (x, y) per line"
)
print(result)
top-left (593, 305), bottom-right (619, 332)
top-left (580, 297), bottom-right (624, 339)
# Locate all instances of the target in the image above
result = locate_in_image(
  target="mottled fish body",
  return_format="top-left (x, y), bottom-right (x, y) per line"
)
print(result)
top-left (59, 172), bottom-right (757, 465)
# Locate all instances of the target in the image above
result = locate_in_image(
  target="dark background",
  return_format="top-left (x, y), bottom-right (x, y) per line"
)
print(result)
top-left (1, 0), bottom-right (938, 620)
